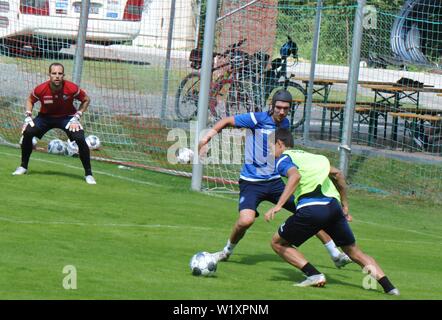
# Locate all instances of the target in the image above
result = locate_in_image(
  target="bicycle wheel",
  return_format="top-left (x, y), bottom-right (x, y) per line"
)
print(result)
top-left (175, 72), bottom-right (200, 121)
top-left (267, 81), bottom-right (306, 129)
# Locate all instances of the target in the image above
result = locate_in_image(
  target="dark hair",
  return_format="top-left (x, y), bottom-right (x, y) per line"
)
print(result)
top-left (48, 62), bottom-right (64, 74)
top-left (271, 89), bottom-right (292, 108)
top-left (274, 128), bottom-right (294, 148)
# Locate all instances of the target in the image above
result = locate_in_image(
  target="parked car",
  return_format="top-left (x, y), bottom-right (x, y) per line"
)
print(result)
top-left (0, 0), bottom-right (145, 56)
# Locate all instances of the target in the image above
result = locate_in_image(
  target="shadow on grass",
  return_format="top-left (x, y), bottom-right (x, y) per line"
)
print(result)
top-left (270, 265), bottom-right (365, 291)
top-left (230, 253), bottom-right (281, 266)
top-left (29, 170), bottom-right (84, 181)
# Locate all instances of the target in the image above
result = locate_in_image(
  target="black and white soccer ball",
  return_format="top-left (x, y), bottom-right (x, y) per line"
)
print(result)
top-left (86, 135), bottom-right (101, 150)
top-left (177, 147), bottom-right (194, 164)
top-left (189, 251), bottom-right (217, 277)
top-left (47, 139), bottom-right (66, 155)
top-left (65, 139), bottom-right (79, 157)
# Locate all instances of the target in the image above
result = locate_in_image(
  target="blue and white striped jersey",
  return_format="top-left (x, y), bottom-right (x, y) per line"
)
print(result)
top-left (234, 112), bottom-right (289, 181)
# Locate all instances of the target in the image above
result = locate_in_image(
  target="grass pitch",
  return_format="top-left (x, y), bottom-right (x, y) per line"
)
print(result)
top-left (0, 144), bottom-right (441, 300)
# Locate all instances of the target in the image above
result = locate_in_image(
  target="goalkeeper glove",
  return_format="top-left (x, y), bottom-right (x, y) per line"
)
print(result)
top-left (65, 111), bottom-right (83, 132)
top-left (22, 111), bottom-right (35, 133)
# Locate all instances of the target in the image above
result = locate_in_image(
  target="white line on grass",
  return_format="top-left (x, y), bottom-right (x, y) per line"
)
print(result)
top-left (2, 150), bottom-right (441, 241)
top-left (354, 219), bottom-right (442, 240)
top-left (0, 215), bottom-right (439, 246)
top-left (0, 215), bottom-right (213, 231)
top-left (0, 151), bottom-right (163, 187)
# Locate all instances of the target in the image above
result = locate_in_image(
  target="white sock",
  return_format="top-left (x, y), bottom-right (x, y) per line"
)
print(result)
top-left (324, 240), bottom-right (341, 260)
top-left (224, 239), bottom-right (236, 253)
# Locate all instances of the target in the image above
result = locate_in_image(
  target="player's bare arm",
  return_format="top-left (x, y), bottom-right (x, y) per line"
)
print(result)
top-left (25, 96), bottom-right (34, 114)
top-left (329, 166), bottom-right (352, 221)
top-left (198, 116), bottom-right (235, 154)
top-left (265, 167), bottom-right (301, 222)
top-left (77, 94), bottom-right (91, 114)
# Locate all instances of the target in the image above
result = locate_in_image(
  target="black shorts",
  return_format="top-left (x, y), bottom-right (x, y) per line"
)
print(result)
top-left (238, 178), bottom-right (297, 216)
top-left (278, 198), bottom-right (356, 247)
top-left (26, 113), bottom-right (82, 139)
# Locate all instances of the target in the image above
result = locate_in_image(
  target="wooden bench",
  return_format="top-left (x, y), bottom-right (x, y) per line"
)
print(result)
top-left (389, 112), bottom-right (442, 151)
top-left (313, 103), bottom-right (373, 141)
top-left (389, 112), bottom-right (441, 122)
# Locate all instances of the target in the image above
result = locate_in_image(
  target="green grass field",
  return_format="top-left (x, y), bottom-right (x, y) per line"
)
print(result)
top-left (0, 144), bottom-right (441, 300)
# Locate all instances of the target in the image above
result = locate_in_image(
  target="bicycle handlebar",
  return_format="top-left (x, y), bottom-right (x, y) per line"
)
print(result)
top-left (214, 38), bottom-right (247, 58)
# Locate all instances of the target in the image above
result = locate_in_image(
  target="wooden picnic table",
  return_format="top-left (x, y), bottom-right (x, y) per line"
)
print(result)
top-left (360, 84), bottom-right (442, 93)
top-left (361, 83), bottom-right (442, 146)
top-left (301, 77), bottom-right (398, 85)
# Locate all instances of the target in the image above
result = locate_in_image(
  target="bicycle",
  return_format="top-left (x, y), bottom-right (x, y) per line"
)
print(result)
top-left (175, 36), bottom-right (307, 128)
top-left (254, 35), bottom-right (307, 129)
top-left (175, 39), bottom-right (255, 123)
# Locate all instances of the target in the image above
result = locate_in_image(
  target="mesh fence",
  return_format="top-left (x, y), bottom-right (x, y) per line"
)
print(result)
top-left (0, 0), bottom-right (441, 201)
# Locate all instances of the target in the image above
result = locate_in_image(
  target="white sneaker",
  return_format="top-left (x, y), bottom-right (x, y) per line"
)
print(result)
top-left (12, 166), bottom-right (27, 175)
top-left (294, 274), bottom-right (326, 287)
top-left (85, 175), bottom-right (97, 184)
top-left (387, 288), bottom-right (400, 296)
top-left (333, 252), bottom-right (353, 268)
top-left (212, 250), bottom-right (231, 262)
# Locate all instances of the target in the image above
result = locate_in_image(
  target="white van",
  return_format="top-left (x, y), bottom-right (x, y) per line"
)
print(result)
top-left (0, 0), bottom-right (145, 54)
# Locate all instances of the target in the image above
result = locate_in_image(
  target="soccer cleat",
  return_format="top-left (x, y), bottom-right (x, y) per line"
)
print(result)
top-left (333, 252), bottom-right (353, 268)
top-left (12, 166), bottom-right (27, 175)
top-left (387, 288), bottom-right (400, 296)
top-left (85, 175), bottom-right (97, 185)
top-left (294, 274), bottom-right (326, 287)
top-left (211, 250), bottom-right (231, 262)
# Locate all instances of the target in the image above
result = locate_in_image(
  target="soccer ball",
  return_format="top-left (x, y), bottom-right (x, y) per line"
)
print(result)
top-left (86, 135), bottom-right (101, 150)
top-left (65, 139), bottom-right (79, 157)
top-left (19, 136), bottom-right (38, 149)
top-left (48, 139), bottom-right (66, 155)
top-left (189, 251), bottom-right (217, 277)
top-left (177, 147), bottom-right (194, 164)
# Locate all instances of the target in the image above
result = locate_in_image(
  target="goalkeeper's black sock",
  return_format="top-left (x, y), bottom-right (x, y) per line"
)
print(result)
top-left (75, 138), bottom-right (92, 176)
top-left (378, 276), bottom-right (395, 293)
top-left (301, 263), bottom-right (321, 277)
top-left (21, 135), bottom-right (34, 169)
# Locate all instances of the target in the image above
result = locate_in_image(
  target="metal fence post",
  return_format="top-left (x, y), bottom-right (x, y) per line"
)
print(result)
top-left (339, 0), bottom-right (366, 176)
top-left (160, 0), bottom-right (177, 120)
top-left (191, 0), bottom-right (218, 191)
top-left (303, 0), bottom-right (323, 142)
top-left (194, 0), bottom-right (202, 47)
top-left (72, 0), bottom-right (90, 86)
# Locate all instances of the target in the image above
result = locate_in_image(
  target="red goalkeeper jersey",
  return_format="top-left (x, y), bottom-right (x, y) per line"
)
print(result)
top-left (30, 80), bottom-right (87, 117)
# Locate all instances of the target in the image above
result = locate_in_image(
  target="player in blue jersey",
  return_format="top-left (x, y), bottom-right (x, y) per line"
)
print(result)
top-left (198, 89), bottom-right (352, 267)
top-left (264, 128), bottom-right (399, 295)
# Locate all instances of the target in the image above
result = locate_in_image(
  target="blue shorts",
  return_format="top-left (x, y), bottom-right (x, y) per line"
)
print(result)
top-left (238, 178), bottom-right (297, 216)
top-left (278, 198), bottom-right (356, 247)
top-left (27, 113), bottom-right (82, 139)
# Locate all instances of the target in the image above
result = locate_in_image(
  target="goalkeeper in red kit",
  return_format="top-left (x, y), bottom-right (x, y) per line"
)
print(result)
top-left (12, 62), bottom-right (96, 185)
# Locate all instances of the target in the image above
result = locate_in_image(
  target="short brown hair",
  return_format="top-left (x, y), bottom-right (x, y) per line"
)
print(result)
top-left (48, 62), bottom-right (64, 74)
